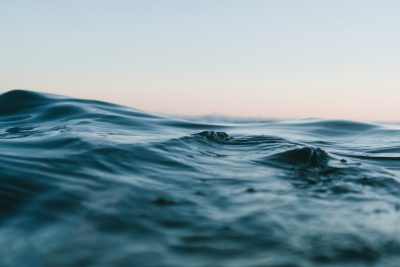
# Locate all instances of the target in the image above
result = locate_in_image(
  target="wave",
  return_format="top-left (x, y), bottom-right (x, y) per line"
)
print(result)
top-left (261, 146), bottom-right (330, 167)
top-left (1, 90), bottom-right (400, 267)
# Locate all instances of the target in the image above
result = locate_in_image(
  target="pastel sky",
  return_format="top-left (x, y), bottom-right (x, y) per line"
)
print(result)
top-left (1, 1), bottom-right (399, 121)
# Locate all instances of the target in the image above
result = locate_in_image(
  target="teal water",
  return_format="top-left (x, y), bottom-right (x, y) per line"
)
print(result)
top-left (1, 90), bottom-right (400, 267)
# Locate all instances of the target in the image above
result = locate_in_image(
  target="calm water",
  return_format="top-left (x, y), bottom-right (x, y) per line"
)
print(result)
top-left (1, 90), bottom-right (400, 267)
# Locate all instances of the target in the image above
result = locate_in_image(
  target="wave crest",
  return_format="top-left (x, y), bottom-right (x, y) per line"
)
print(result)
top-left (262, 146), bottom-right (330, 167)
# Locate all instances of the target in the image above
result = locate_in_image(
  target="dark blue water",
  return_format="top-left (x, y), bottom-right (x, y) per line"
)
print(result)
top-left (1, 90), bottom-right (400, 267)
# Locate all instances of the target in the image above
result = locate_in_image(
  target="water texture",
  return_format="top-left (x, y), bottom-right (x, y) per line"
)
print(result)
top-left (1, 90), bottom-right (400, 267)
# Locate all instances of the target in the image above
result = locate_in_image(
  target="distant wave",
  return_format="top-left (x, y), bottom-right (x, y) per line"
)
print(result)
top-left (1, 90), bottom-right (400, 267)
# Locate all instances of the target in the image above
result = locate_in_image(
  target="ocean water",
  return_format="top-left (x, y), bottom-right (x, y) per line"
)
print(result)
top-left (1, 90), bottom-right (400, 267)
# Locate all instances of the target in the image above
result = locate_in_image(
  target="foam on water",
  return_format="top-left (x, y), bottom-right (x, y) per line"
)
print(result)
top-left (1, 90), bottom-right (400, 267)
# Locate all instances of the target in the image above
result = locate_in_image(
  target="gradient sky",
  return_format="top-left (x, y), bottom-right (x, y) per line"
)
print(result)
top-left (1, 0), bottom-right (399, 121)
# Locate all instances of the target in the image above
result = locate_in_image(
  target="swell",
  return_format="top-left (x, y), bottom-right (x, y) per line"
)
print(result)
top-left (1, 90), bottom-right (400, 267)
top-left (283, 119), bottom-right (378, 131)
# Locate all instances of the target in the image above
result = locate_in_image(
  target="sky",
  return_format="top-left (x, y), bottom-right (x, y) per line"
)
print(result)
top-left (1, 0), bottom-right (399, 121)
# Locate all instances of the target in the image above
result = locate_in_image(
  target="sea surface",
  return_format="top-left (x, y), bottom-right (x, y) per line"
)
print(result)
top-left (1, 90), bottom-right (400, 267)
